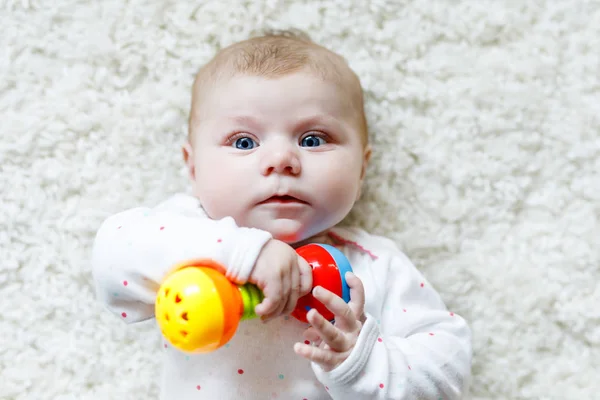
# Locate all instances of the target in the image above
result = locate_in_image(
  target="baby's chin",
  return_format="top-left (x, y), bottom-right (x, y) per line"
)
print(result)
top-left (262, 221), bottom-right (308, 243)
top-left (249, 218), bottom-right (321, 244)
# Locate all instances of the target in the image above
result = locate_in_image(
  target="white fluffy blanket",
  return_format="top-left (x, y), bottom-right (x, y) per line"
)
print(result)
top-left (1, 1), bottom-right (598, 399)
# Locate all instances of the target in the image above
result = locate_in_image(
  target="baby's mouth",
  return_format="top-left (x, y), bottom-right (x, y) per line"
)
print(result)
top-left (259, 195), bottom-right (308, 205)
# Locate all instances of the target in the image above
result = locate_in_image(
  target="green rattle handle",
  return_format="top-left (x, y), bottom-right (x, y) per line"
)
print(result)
top-left (238, 283), bottom-right (264, 320)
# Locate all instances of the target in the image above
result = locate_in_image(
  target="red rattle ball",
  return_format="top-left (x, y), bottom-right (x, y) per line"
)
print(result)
top-left (292, 243), bottom-right (353, 323)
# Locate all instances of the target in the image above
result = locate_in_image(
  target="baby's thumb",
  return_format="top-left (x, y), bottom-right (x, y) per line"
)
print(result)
top-left (297, 257), bottom-right (313, 297)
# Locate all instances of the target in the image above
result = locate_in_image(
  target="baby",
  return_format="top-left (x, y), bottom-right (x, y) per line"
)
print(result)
top-left (92, 30), bottom-right (472, 399)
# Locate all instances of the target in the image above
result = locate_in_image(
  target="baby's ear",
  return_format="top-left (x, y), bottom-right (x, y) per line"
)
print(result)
top-left (182, 141), bottom-right (196, 181)
top-left (356, 145), bottom-right (372, 201)
top-left (360, 145), bottom-right (372, 181)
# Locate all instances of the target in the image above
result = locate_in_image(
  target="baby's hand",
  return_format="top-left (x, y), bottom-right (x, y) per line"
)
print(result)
top-left (250, 239), bottom-right (313, 321)
top-left (293, 272), bottom-right (366, 372)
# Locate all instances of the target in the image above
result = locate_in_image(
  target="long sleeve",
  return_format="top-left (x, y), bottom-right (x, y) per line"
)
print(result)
top-left (91, 193), bottom-right (272, 324)
top-left (312, 236), bottom-right (472, 399)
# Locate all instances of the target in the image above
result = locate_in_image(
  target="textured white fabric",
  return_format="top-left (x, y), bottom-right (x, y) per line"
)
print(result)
top-left (92, 193), bottom-right (273, 290)
top-left (1, 1), bottom-right (599, 399)
top-left (91, 193), bottom-right (471, 399)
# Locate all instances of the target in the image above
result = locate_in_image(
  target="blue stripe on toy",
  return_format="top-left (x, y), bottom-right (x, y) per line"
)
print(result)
top-left (317, 244), bottom-right (353, 304)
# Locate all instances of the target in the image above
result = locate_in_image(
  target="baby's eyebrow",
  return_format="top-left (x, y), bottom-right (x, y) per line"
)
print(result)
top-left (294, 114), bottom-right (339, 130)
top-left (227, 115), bottom-right (262, 128)
top-left (223, 114), bottom-right (343, 132)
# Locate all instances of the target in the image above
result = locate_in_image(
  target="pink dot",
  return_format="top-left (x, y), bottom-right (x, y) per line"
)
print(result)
top-left (450, 312), bottom-right (455, 316)
top-left (379, 383), bottom-right (384, 389)
top-left (164, 343), bottom-right (167, 348)
top-left (238, 369), bottom-right (244, 374)
top-left (121, 312), bottom-right (127, 318)
top-left (377, 337), bottom-right (383, 342)
top-left (325, 386), bottom-right (329, 391)
top-left (429, 333), bottom-right (434, 336)
top-left (196, 385), bottom-right (201, 390)
top-left (117, 226), bottom-right (122, 230)
top-left (217, 238), bottom-right (222, 243)
top-left (403, 309), bottom-right (407, 312)
top-left (420, 282), bottom-right (424, 287)
top-left (123, 280), bottom-right (128, 286)
top-left (304, 340), bottom-right (310, 345)
top-left (159, 226), bottom-right (165, 230)
top-left (408, 365), bottom-right (412, 370)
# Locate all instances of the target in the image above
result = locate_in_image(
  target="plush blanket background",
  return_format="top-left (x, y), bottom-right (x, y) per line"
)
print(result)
top-left (1, 0), bottom-right (598, 399)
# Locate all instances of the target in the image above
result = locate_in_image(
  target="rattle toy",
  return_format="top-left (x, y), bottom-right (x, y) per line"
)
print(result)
top-left (155, 243), bottom-right (352, 353)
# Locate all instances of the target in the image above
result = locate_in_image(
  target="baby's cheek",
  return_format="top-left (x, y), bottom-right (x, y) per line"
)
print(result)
top-left (195, 169), bottom-right (233, 212)
top-left (200, 183), bottom-right (236, 216)
top-left (319, 169), bottom-right (360, 209)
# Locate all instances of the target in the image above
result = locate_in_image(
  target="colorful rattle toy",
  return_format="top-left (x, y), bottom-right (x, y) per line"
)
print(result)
top-left (155, 243), bottom-right (352, 353)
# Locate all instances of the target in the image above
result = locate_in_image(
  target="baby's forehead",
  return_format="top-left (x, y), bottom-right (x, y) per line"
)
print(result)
top-left (193, 70), bottom-right (362, 125)
top-left (195, 72), bottom-right (357, 123)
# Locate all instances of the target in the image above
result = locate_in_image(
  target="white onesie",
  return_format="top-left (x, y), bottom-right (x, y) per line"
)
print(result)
top-left (92, 193), bottom-right (472, 399)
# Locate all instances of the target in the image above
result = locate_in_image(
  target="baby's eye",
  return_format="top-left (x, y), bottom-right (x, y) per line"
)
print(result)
top-left (300, 134), bottom-right (326, 148)
top-left (233, 136), bottom-right (257, 150)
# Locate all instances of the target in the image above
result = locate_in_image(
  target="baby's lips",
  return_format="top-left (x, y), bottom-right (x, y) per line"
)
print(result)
top-left (259, 195), bottom-right (308, 204)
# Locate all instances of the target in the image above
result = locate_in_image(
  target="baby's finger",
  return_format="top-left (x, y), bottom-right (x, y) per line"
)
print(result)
top-left (282, 263), bottom-right (300, 315)
top-left (302, 326), bottom-right (321, 343)
top-left (297, 257), bottom-right (313, 297)
top-left (255, 279), bottom-right (282, 318)
top-left (346, 272), bottom-right (366, 323)
top-left (255, 297), bottom-right (276, 317)
top-left (274, 269), bottom-right (292, 315)
top-left (260, 307), bottom-right (284, 323)
top-left (306, 308), bottom-right (348, 352)
top-left (293, 342), bottom-right (337, 371)
top-left (313, 286), bottom-right (360, 333)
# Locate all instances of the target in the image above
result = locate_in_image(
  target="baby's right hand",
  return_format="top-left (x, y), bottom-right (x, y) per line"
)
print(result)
top-left (250, 239), bottom-right (313, 322)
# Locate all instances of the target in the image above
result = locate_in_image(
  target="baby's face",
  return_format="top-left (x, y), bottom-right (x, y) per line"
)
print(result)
top-left (184, 71), bottom-right (370, 243)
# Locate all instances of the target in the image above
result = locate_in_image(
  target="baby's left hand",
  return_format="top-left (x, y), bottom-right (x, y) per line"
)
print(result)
top-left (293, 272), bottom-right (366, 372)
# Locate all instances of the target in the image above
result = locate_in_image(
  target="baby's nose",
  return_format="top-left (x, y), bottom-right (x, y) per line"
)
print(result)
top-left (260, 147), bottom-right (301, 176)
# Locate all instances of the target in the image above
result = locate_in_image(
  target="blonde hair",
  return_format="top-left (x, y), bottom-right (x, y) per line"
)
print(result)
top-left (188, 29), bottom-right (368, 146)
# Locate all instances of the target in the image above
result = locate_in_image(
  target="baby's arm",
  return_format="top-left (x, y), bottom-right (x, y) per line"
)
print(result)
top-left (312, 250), bottom-right (472, 399)
top-left (91, 193), bottom-right (272, 323)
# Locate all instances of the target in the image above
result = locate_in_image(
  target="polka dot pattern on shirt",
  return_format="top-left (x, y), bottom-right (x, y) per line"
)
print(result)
top-left (111, 219), bottom-right (453, 398)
